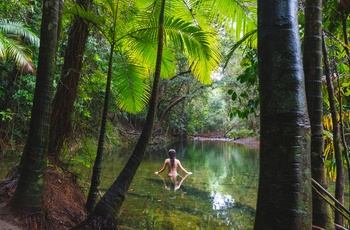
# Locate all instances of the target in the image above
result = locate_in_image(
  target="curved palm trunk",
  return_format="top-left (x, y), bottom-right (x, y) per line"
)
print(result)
top-left (73, 0), bottom-right (166, 228)
top-left (86, 43), bottom-right (115, 213)
top-left (49, 0), bottom-right (93, 160)
top-left (322, 34), bottom-right (345, 226)
top-left (254, 0), bottom-right (312, 229)
top-left (9, 0), bottom-right (61, 212)
top-left (303, 0), bottom-right (334, 228)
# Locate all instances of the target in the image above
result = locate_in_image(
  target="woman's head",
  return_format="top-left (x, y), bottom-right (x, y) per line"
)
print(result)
top-left (168, 149), bottom-right (176, 169)
top-left (168, 149), bottom-right (176, 159)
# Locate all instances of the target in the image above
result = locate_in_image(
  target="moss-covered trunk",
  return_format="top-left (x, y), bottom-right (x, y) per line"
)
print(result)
top-left (49, 0), bottom-right (93, 159)
top-left (9, 0), bottom-right (61, 212)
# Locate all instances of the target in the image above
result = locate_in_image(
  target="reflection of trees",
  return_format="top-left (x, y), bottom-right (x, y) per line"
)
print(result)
top-left (115, 143), bottom-right (257, 229)
top-left (187, 141), bottom-right (259, 209)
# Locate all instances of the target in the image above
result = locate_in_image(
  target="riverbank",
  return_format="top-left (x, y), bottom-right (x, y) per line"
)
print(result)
top-left (232, 137), bottom-right (260, 148)
top-left (190, 133), bottom-right (259, 149)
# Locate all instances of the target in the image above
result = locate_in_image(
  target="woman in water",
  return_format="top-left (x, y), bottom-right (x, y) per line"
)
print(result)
top-left (155, 149), bottom-right (192, 176)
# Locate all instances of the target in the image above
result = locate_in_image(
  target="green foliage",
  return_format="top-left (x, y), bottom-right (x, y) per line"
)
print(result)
top-left (184, 86), bottom-right (233, 134)
top-left (112, 52), bottom-right (150, 113)
top-left (196, 0), bottom-right (257, 40)
top-left (0, 18), bottom-right (39, 152)
top-left (0, 19), bottom-right (39, 70)
top-left (227, 128), bottom-right (254, 139)
top-left (227, 48), bottom-right (259, 119)
top-left (0, 73), bottom-right (35, 149)
top-left (66, 0), bottom-right (220, 115)
top-left (68, 137), bottom-right (97, 169)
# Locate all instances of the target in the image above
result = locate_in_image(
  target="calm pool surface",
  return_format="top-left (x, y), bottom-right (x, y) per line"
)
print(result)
top-left (98, 141), bottom-right (259, 229)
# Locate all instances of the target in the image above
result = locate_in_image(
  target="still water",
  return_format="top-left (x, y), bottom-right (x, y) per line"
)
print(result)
top-left (97, 141), bottom-right (259, 230)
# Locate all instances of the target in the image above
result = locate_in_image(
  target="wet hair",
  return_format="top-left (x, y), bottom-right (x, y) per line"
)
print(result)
top-left (168, 149), bottom-right (176, 169)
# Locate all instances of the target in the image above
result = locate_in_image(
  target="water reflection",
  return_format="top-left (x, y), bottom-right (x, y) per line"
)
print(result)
top-left (157, 173), bottom-right (191, 191)
top-left (98, 140), bottom-right (259, 229)
top-left (211, 192), bottom-right (235, 210)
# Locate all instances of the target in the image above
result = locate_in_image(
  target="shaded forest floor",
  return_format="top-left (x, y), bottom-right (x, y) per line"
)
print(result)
top-left (0, 166), bottom-right (87, 230)
top-left (0, 136), bottom-right (259, 229)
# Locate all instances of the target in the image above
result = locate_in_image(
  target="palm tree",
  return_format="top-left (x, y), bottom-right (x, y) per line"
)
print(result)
top-left (322, 34), bottom-right (345, 227)
top-left (303, 0), bottom-right (334, 228)
top-left (0, 19), bottom-right (39, 72)
top-left (72, 1), bottom-right (165, 227)
top-left (67, 0), bottom-right (221, 212)
top-left (8, 0), bottom-right (62, 214)
top-left (73, 0), bottom-right (220, 227)
top-left (254, 0), bottom-right (312, 228)
top-left (72, 1), bottom-right (152, 212)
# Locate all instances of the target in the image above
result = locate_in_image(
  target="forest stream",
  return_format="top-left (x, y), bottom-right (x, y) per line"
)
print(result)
top-left (0, 138), bottom-right (259, 229)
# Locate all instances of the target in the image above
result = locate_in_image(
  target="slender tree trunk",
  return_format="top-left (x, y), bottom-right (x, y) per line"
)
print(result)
top-left (85, 43), bottom-right (115, 213)
top-left (254, 0), bottom-right (312, 229)
top-left (340, 10), bottom-right (350, 209)
top-left (9, 0), bottom-right (61, 212)
top-left (303, 0), bottom-right (334, 228)
top-left (322, 34), bottom-right (345, 226)
top-left (48, 0), bottom-right (92, 160)
top-left (73, 0), bottom-right (166, 228)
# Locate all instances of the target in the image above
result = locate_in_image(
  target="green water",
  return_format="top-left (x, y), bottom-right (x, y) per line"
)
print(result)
top-left (0, 141), bottom-right (258, 229)
top-left (98, 141), bottom-right (259, 229)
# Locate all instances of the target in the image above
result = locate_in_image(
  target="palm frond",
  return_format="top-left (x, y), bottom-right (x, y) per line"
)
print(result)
top-left (164, 16), bottom-right (221, 84)
top-left (223, 29), bottom-right (257, 69)
top-left (122, 12), bottom-right (177, 79)
top-left (0, 20), bottom-right (39, 69)
top-left (0, 20), bottom-right (40, 47)
top-left (0, 34), bottom-right (7, 57)
top-left (64, 3), bottom-right (105, 35)
top-left (192, 0), bottom-right (257, 40)
top-left (113, 52), bottom-right (150, 114)
top-left (6, 40), bottom-right (32, 67)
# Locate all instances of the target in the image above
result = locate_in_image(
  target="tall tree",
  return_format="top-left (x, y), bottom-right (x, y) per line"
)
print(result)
top-left (8, 0), bottom-right (62, 212)
top-left (69, 0), bottom-right (221, 212)
top-left (254, 0), bottom-right (312, 229)
top-left (322, 34), bottom-right (345, 226)
top-left (74, 0), bottom-right (166, 227)
top-left (74, 0), bottom-right (220, 228)
top-left (303, 0), bottom-right (334, 228)
top-left (48, 0), bottom-right (93, 160)
top-left (81, 1), bottom-right (151, 212)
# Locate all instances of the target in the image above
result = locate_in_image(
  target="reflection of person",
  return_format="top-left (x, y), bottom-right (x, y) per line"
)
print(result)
top-left (157, 173), bottom-right (191, 191)
top-left (155, 149), bottom-right (192, 176)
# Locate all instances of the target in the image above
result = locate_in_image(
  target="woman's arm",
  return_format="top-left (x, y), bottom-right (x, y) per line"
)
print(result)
top-left (155, 159), bottom-right (168, 174)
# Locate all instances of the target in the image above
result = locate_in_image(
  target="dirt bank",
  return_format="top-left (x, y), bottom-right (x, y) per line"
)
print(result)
top-left (191, 133), bottom-right (260, 149)
top-left (232, 137), bottom-right (260, 149)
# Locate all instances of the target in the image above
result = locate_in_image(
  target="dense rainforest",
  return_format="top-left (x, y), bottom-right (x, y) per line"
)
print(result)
top-left (0, 0), bottom-right (349, 229)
